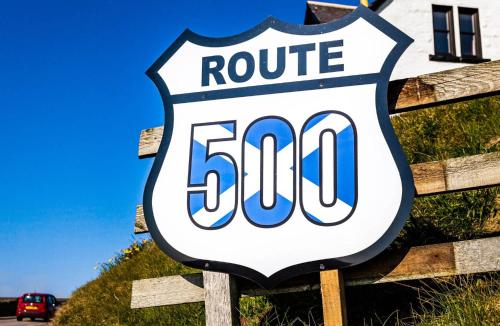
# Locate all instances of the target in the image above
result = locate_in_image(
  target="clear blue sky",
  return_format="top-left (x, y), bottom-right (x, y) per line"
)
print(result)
top-left (0, 0), bottom-right (368, 297)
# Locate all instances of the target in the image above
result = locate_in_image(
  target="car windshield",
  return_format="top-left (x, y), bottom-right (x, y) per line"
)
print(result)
top-left (23, 295), bottom-right (43, 303)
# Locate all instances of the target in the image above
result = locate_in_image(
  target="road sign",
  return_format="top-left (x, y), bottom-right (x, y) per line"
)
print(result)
top-left (144, 6), bottom-right (414, 288)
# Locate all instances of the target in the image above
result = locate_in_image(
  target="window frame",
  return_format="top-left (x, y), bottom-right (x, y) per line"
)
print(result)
top-left (431, 4), bottom-right (457, 59)
top-left (458, 7), bottom-right (482, 59)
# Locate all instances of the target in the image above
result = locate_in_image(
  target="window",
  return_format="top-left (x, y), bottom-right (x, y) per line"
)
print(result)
top-left (459, 8), bottom-right (482, 58)
top-left (430, 5), bottom-right (489, 63)
top-left (432, 5), bottom-right (455, 57)
top-left (23, 295), bottom-right (43, 303)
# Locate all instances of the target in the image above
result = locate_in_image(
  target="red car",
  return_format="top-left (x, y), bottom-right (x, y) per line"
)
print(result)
top-left (16, 293), bottom-right (57, 322)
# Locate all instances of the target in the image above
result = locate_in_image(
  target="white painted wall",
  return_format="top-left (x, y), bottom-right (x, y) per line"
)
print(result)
top-left (375, 0), bottom-right (500, 79)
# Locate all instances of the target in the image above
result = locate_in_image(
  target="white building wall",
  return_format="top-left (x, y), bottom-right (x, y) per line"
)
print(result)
top-left (375, 0), bottom-right (500, 79)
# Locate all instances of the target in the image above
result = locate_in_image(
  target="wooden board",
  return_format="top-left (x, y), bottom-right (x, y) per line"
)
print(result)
top-left (134, 151), bottom-right (500, 234)
top-left (130, 236), bottom-right (500, 308)
top-left (454, 237), bottom-right (500, 274)
top-left (445, 153), bottom-right (500, 192)
top-left (320, 269), bottom-right (347, 326)
top-left (138, 127), bottom-right (164, 159)
top-left (387, 60), bottom-right (500, 112)
top-left (138, 61), bottom-right (500, 158)
top-left (134, 205), bottom-right (147, 234)
top-left (410, 151), bottom-right (500, 195)
top-left (131, 273), bottom-right (204, 309)
top-left (203, 271), bottom-right (239, 326)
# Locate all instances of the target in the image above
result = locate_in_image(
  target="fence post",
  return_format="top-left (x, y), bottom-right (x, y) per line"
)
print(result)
top-left (203, 271), bottom-right (240, 326)
top-left (320, 269), bottom-right (347, 326)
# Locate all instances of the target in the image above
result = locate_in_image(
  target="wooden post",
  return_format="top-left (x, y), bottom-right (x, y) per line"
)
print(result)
top-left (203, 271), bottom-right (240, 326)
top-left (320, 269), bottom-right (347, 326)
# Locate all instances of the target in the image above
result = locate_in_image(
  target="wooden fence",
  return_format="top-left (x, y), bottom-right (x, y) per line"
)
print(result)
top-left (131, 60), bottom-right (500, 325)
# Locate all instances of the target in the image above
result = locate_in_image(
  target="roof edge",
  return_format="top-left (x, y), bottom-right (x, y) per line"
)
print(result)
top-left (306, 1), bottom-right (356, 11)
top-left (306, 0), bottom-right (389, 12)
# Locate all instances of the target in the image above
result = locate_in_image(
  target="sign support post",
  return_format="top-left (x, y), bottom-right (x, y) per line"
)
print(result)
top-left (320, 269), bottom-right (347, 326)
top-left (203, 271), bottom-right (240, 326)
top-left (142, 7), bottom-right (414, 326)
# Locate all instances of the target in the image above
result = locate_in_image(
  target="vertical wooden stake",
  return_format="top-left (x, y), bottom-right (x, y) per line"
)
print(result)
top-left (203, 271), bottom-right (240, 326)
top-left (320, 269), bottom-right (347, 326)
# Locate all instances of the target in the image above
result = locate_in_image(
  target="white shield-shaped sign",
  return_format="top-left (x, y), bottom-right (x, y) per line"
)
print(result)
top-left (144, 6), bottom-right (414, 287)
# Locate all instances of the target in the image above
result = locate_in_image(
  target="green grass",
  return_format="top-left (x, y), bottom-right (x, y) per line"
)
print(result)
top-left (392, 96), bottom-right (500, 164)
top-left (239, 296), bottom-right (273, 325)
top-left (52, 241), bottom-right (205, 326)
top-left (357, 274), bottom-right (500, 326)
top-left (53, 96), bottom-right (499, 325)
top-left (391, 96), bottom-right (499, 248)
top-left (407, 275), bottom-right (500, 326)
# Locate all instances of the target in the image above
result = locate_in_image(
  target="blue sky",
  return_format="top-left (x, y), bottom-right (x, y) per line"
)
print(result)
top-left (0, 0), bottom-right (368, 297)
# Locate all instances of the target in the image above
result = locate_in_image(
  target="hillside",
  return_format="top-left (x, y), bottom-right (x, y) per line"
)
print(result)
top-left (52, 240), bottom-right (205, 325)
top-left (53, 96), bottom-right (499, 325)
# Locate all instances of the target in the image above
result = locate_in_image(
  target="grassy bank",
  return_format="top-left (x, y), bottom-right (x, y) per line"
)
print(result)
top-left (52, 241), bottom-right (205, 326)
top-left (53, 96), bottom-right (499, 325)
top-left (405, 275), bottom-right (500, 326)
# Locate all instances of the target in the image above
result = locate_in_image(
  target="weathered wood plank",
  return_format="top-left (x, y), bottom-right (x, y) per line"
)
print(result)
top-left (320, 269), bottom-right (347, 326)
top-left (411, 151), bottom-right (500, 195)
top-left (410, 160), bottom-right (446, 194)
top-left (345, 242), bottom-right (456, 285)
top-left (387, 60), bottom-right (500, 112)
top-left (445, 153), bottom-right (500, 192)
top-left (135, 152), bottom-right (500, 233)
top-left (243, 283), bottom-right (321, 297)
top-left (130, 273), bottom-right (204, 309)
top-left (454, 237), bottom-right (500, 274)
top-left (138, 127), bottom-right (162, 158)
top-left (138, 126), bottom-right (164, 158)
top-left (138, 61), bottom-right (500, 158)
top-left (203, 271), bottom-right (240, 326)
top-left (130, 236), bottom-right (500, 308)
top-left (134, 205), bottom-right (147, 234)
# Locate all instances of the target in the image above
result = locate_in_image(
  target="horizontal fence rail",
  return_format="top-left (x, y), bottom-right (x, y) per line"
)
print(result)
top-left (138, 60), bottom-right (500, 158)
top-left (134, 151), bottom-right (500, 234)
top-left (131, 236), bottom-right (500, 308)
top-left (131, 62), bottom-right (500, 316)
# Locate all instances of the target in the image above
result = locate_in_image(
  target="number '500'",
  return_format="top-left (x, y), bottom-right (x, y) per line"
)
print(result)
top-left (187, 111), bottom-right (357, 229)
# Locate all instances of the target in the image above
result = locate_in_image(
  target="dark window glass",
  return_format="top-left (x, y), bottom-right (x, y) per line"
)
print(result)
top-left (23, 295), bottom-right (43, 303)
top-left (459, 13), bottom-right (474, 33)
top-left (461, 34), bottom-right (475, 56)
top-left (434, 32), bottom-right (450, 54)
top-left (459, 8), bottom-right (481, 58)
top-left (432, 5), bottom-right (454, 56)
top-left (433, 11), bottom-right (448, 30)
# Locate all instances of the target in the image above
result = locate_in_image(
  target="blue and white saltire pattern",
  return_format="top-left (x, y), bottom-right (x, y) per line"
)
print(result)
top-left (242, 118), bottom-right (295, 227)
top-left (300, 112), bottom-right (356, 225)
top-left (144, 6), bottom-right (415, 287)
top-left (188, 122), bottom-right (237, 229)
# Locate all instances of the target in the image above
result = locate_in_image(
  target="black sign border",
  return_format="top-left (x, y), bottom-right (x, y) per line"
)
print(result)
top-left (143, 5), bottom-right (415, 289)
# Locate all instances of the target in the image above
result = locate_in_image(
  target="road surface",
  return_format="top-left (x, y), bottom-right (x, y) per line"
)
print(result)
top-left (0, 316), bottom-right (49, 326)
